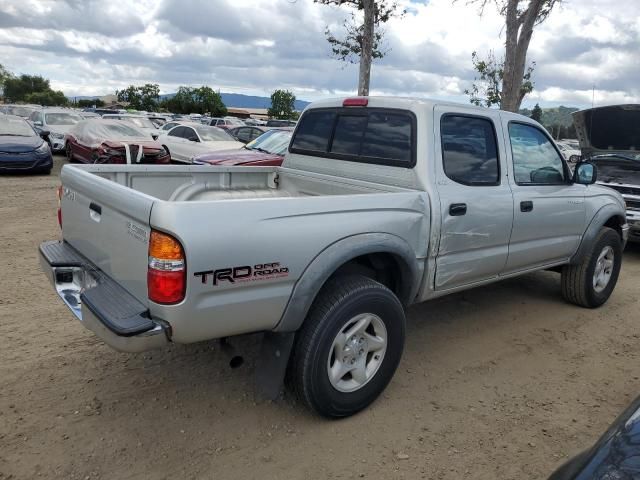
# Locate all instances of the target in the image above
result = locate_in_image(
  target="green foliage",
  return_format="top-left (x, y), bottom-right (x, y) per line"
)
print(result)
top-left (315, 0), bottom-right (404, 64)
top-left (0, 64), bottom-right (12, 91)
top-left (465, 51), bottom-right (534, 108)
top-left (268, 89), bottom-right (296, 119)
top-left (25, 90), bottom-right (68, 106)
top-left (4, 74), bottom-right (51, 102)
top-left (159, 86), bottom-right (227, 116)
top-left (116, 83), bottom-right (160, 111)
top-left (530, 103), bottom-right (543, 122)
top-left (76, 98), bottom-right (105, 108)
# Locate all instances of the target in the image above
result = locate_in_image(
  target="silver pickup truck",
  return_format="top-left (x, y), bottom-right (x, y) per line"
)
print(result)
top-left (40, 97), bottom-right (628, 418)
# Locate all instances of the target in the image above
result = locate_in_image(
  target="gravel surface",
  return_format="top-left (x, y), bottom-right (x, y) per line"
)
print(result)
top-left (1, 155), bottom-right (639, 479)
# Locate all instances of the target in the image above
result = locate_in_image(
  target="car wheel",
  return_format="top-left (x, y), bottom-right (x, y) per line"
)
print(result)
top-left (290, 274), bottom-right (405, 418)
top-left (561, 227), bottom-right (622, 308)
top-left (65, 142), bottom-right (75, 163)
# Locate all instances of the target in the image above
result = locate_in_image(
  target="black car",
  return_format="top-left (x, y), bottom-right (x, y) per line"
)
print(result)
top-left (549, 396), bottom-right (640, 479)
top-left (0, 115), bottom-right (53, 174)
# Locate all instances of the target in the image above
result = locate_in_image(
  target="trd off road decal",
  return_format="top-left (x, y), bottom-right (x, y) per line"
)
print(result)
top-left (194, 262), bottom-right (289, 286)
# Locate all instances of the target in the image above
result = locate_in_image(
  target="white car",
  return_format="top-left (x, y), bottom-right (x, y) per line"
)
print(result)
top-left (159, 124), bottom-right (243, 163)
top-left (557, 141), bottom-right (581, 162)
top-left (101, 114), bottom-right (160, 139)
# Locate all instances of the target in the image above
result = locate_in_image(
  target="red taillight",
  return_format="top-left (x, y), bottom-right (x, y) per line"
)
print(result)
top-left (343, 97), bottom-right (368, 107)
top-left (57, 185), bottom-right (63, 228)
top-left (148, 230), bottom-right (185, 304)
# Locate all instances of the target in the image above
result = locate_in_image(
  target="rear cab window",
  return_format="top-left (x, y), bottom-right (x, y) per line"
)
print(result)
top-left (290, 107), bottom-right (416, 167)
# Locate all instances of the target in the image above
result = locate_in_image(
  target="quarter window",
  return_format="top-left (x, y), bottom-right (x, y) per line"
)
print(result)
top-left (509, 123), bottom-right (566, 184)
top-left (441, 115), bottom-right (500, 185)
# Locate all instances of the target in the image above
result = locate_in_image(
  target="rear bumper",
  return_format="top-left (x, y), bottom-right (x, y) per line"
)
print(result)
top-left (39, 240), bottom-right (169, 353)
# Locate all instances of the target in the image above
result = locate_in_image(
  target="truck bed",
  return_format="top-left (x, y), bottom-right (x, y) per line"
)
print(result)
top-left (59, 164), bottom-right (429, 343)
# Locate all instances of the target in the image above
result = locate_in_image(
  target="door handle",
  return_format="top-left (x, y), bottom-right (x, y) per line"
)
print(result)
top-left (520, 200), bottom-right (533, 212)
top-left (449, 203), bottom-right (467, 216)
top-left (89, 202), bottom-right (102, 222)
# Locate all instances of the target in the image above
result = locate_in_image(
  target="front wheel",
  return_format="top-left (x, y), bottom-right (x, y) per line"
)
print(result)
top-left (65, 142), bottom-right (75, 163)
top-left (291, 275), bottom-right (406, 418)
top-left (561, 227), bottom-right (622, 308)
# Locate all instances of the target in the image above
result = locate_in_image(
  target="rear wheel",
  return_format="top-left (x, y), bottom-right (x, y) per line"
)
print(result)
top-left (561, 227), bottom-right (622, 308)
top-left (65, 142), bottom-right (75, 163)
top-left (291, 275), bottom-right (405, 418)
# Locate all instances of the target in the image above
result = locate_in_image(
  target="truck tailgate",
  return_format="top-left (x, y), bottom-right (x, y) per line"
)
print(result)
top-left (60, 166), bottom-right (154, 303)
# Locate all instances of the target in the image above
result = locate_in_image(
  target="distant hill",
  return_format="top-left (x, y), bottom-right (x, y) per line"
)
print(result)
top-left (72, 92), bottom-right (310, 111)
top-left (519, 105), bottom-right (579, 127)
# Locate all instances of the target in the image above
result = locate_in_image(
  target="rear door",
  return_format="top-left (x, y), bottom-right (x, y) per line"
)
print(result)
top-left (434, 109), bottom-right (514, 290)
top-left (165, 126), bottom-right (190, 162)
top-left (502, 119), bottom-right (586, 272)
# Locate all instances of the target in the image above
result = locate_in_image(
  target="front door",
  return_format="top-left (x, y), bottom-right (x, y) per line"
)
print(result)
top-left (502, 119), bottom-right (586, 272)
top-left (434, 109), bottom-right (514, 290)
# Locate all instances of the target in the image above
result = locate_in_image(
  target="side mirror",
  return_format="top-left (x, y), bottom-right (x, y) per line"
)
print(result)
top-left (574, 162), bottom-right (597, 185)
top-left (188, 136), bottom-right (199, 142)
top-left (39, 130), bottom-right (50, 139)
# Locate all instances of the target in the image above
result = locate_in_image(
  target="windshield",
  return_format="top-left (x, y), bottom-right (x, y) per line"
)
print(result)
top-left (45, 112), bottom-right (83, 126)
top-left (103, 123), bottom-right (150, 138)
top-left (0, 116), bottom-right (36, 136)
top-left (124, 117), bottom-right (156, 129)
top-left (592, 155), bottom-right (640, 184)
top-left (195, 126), bottom-right (234, 142)
top-left (247, 130), bottom-right (292, 155)
top-left (4, 106), bottom-right (36, 117)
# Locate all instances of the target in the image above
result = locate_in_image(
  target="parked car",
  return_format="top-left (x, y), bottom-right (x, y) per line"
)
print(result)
top-left (193, 130), bottom-right (292, 166)
top-left (573, 104), bottom-right (640, 242)
top-left (549, 395), bottom-right (640, 479)
top-left (0, 115), bottom-right (52, 174)
top-left (206, 117), bottom-right (245, 129)
top-left (29, 108), bottom-right (84, 152)
top-left (226, 125), bottom-right (272, 144)
top-left (64, 119), bottom-right (170, 164)
top-left (80, 112), bottom-right (100, 119)
top-left (158, 120), bottom-right (201, 133)
top-left (158, 124), bottom-right (242, 163)
top-left (40, 97), bottom-right (627, 418)
top-left (244, 118), bottom-right (267, 126)
top-left (0, 104), bottom-right (39, 119)
top-left (266, 119), bottom-right (297, 127)
top-left (147, 115), bottom-right (172, 128)
top-left (101, 114), bottom-right (159, 139)
top-left (556, 140), bottom-right (581, 162)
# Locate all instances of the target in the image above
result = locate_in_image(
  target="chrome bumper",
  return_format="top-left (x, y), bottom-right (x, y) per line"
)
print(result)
top-left (39, 240), bottom-right (169, 353)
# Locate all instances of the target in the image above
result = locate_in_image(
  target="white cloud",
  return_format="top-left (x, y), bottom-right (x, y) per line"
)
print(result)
top-left (0, 0), bottom-right (637, 108)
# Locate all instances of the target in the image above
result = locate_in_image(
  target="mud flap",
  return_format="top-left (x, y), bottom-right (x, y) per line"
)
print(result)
top-left (254, 331), bottom-right (295, 400)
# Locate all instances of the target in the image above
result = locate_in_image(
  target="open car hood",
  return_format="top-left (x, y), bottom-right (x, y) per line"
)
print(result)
top-left (573, 104), bottom-right (640, 158)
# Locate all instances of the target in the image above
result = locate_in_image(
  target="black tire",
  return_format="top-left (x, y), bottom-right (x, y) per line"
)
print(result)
top-left (291, 274), bottom-right (406, 418)
top-left (561, 227), bottom-right (622, 308)
top-left (65, 142), bottom-right (74, 163)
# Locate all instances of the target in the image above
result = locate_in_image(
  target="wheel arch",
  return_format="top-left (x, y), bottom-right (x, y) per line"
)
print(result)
top-left (273, 233), bottom-right (423, 333)
top-left (570, 204), bottom-right (626, 265)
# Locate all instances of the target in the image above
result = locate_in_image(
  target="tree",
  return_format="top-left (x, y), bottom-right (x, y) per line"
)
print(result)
top-left (3, 74), bottom-right (51, 102)
top-left (530, 103), bottom-right (543, 122)
top-left (315, 0), bottom-right (405, 96)
top-left (25, 90), bottom-right (68, 106)
top-left (76, 98), bottom-right (105, 108)
top-left (465, 0), bottom-right (560, 112)
top-left (0, 64), bottom-right (12, 96)
top-left (159, 86), bottom-right (227, 115)
top-left (268, 89), bottom-right (296, 119)
top-left (116, 83), bottom-right (160, 111)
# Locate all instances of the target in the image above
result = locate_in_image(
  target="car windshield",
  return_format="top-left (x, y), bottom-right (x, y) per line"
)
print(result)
top-left (103, 123), bottom-right (150, 138)
top-left (45, 112), bottom-right (83, 125)
top-left (5, 106), bottom-right (36, 117)
top-left (195, 126), bottom-right (234, 142)
top-left (0, 116), bottom-right (36, 136)
top-left (247, 130), bottom-right (292, 155)
top-left (123, 117), bottom-right (156, 129)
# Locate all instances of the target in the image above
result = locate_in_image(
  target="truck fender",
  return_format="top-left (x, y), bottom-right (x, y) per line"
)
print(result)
top-left (570, 204), bottom-right (626, 265)
top-left (274, 232), bottom-right (422, 333)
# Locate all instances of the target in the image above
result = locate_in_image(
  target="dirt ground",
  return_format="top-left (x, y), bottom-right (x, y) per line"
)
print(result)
top-left (1, 155), bottom-right (639, 480)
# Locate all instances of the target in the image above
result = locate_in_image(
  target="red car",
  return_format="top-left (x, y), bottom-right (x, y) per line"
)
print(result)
top-left (65, 119), bottom-right (171, 164)
top-left (192, 129), bottom-right (291, 166)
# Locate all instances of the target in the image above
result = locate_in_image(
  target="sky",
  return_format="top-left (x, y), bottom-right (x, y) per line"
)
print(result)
top-left (0, 0), bottom-right (638, 108)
